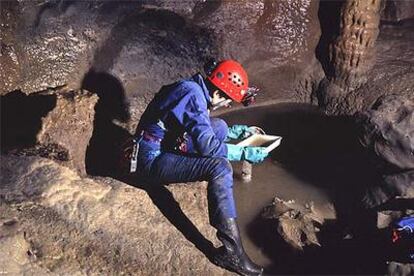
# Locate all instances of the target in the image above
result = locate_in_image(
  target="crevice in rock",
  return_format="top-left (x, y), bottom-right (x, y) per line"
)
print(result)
top-left (1, 90), bottom-right (56, 152)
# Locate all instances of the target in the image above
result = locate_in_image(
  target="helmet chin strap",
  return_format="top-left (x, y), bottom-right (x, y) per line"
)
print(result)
top-left (211, 98), bottom-right (232, 111)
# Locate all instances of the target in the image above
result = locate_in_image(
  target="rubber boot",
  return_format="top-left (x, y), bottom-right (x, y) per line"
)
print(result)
top-left (213, 218), bottom-right (263, 276)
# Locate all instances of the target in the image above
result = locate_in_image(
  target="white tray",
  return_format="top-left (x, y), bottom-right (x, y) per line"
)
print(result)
top-left (237, 134), bottom-right (282, 153)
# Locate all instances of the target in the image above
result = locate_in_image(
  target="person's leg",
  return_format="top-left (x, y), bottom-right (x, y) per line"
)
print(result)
top-left (146, 152), bottom-right (262, 275)
top-left (148, 152), bottom-right (236, 224)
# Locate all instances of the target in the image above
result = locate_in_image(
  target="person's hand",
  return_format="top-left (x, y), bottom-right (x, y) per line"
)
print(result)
top-left (227, 125), bottom-right (266, 140)
top-left (242, 146), bottom-right (269, 164)
top-left (246, 126), bottom-right (265, 136)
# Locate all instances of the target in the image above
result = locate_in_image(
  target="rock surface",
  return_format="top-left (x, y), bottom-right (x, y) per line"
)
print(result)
top-left (261, 197), bottom-right (333, 250)
top-left (37, 90), bottom-right (98, 175)
top-left (0, 154), bottom-right (230, 275)
top-left (323, 21), bottom-right (414, 115)
top-left (358, 95), bottom-right (414, 207)
top-left (316, 18), bottom-right (414, 207)
top-left (1, 0), bottom-right (323, 132)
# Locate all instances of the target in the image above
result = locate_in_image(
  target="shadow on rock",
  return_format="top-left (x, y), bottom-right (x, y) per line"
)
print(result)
top-left (221, 103), bottom-right (378, 215)
top-left (82, 70), bottom-right (131, 176)
top-left (82, 70), bottom-right (217, 265)
top-left (118, 175), bottom-right (217, 262)
top-left (144, 184), bottom-right (217, 261)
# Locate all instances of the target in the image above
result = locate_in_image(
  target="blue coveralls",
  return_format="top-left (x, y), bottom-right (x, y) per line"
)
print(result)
top-left (135, 73), bottom-right (236, 226)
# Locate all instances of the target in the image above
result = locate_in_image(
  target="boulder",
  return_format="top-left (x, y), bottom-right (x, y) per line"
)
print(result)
top-left (358, 95), bottom-right (414, 207)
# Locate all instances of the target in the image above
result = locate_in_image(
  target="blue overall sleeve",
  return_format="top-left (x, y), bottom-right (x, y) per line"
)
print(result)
top-left (171, 87), bottom-right (227, 158)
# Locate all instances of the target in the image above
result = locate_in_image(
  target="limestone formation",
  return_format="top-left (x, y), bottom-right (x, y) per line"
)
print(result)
top-left (330, 0), bottom-right (382, 89)
top-left (36, 90), bottom-right (98, 175)
top-left (319, 0), bottom-right (383, 114)
top-left (1, 1), bottom-right (414, 274)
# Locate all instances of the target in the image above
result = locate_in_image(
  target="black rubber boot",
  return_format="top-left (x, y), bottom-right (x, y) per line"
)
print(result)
top-left (212, 218), bottom-right (263, 276)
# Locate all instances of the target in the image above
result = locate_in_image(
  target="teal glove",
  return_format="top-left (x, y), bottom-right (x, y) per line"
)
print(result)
top-left (226, 144), bottom-right (269, 164)
top-left (227, 125), bottom-right (250, 140)
top-left (227, 125), bottom-right (265, 140)
top-left (243, 146), bottom-right (269, 163)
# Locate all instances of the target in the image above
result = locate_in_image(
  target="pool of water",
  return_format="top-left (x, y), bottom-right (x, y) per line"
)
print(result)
top-left (219, 103), bottom-right (385, 274)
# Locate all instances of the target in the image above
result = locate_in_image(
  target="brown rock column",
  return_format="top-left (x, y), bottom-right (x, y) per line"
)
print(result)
top-left (320, 0), bottom-right (383, 114)
top-left (37, 90), bottom-right (98, 175)
top-left (330, 0), bottom-right (382, 89)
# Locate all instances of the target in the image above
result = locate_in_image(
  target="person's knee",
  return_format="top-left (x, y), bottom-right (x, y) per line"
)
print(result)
top-left (211, 118), bottom-right (228, 142)
top-left (210, 157), bottom-right (233, 179)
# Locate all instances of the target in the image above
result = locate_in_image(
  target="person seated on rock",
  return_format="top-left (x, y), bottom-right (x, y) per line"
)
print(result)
top-left (132, 59), bottom-right (268, 276)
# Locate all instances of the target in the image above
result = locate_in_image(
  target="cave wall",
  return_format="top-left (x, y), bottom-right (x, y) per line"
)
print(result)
top-left (0, 0), bottom-right (323, 132)
top-left (381, 0), bottom-right (414, 22)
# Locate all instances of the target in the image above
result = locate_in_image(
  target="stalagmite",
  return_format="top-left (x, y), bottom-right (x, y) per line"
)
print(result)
top-left (329, 0), bottom-right (382, 90)
top-left (320, 0), bottom-right (383, 114)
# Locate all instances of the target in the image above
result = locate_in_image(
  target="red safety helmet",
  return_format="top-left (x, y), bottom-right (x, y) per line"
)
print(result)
top-left (207, 60), bottom-right (257, 105)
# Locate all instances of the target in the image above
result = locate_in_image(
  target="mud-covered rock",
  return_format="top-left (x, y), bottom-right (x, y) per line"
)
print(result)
top-left (0, 1), bottom-right (105, 94)
top-left (358, 95), bottom-right (414, 171)
top-left (357, 95), bottom-right (414, 207)
top-left (0, 154), bottom-right (230, 275)
top-left (262, 197), bottom-right (335, 250)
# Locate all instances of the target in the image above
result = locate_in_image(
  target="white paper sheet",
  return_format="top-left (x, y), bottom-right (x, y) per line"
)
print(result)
top-left (237, 134), bottom-right (282, 153)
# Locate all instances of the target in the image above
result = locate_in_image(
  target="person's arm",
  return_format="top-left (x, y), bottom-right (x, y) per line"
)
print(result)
top-left (172, 91), bottom-right (227, 158)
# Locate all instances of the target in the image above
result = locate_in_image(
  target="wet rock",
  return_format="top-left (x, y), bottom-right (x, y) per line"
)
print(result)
top-left (0, 154), bottom-right (230, 275)
top-left (1, 0), bottom-right (323, 118)
top-left (358, 95), bottom-right (414, 171)
top-left (0, 1), bottom-right (105, 94)
top-left (36, 90), bottom-right (98, 175)
top-left (261, 197), bottom-right (333, 250)
top-left (329, 0), bottom-right (382, 90)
